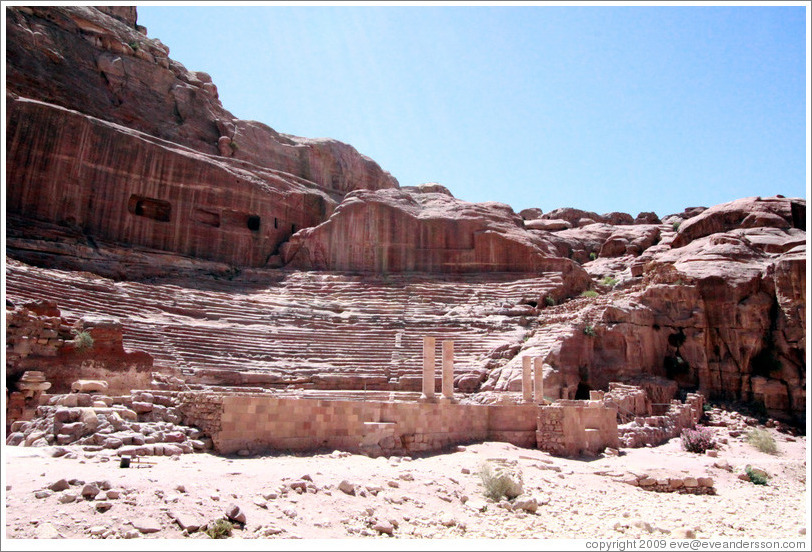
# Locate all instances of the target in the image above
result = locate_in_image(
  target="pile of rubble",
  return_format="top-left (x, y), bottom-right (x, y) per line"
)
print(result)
top-left (6, 376), bottom-right (211, 456)
top-left (622, 473), bottom-right (716, 495)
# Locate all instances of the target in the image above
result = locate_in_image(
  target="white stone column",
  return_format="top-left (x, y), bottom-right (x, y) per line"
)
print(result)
top-left (522, 355), bottom-right (532, 403)
top-left (442, 340), bottom-right (454, 399)
top-left (534, 357), bottom-right (545, 403)
top-left (422, 336), bottom-right (436, 399)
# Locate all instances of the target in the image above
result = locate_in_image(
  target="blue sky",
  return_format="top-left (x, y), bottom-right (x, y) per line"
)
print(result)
top-left (138, 4), bottom-right (808, 218)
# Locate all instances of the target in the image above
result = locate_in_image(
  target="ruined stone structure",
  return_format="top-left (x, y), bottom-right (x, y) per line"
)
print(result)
top-left (176, 391), bottom-right (618, 458)
top-left (6, 299), bottom-right (153, 396)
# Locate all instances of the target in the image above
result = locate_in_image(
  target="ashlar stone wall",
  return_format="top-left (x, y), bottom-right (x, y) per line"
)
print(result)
top-left (176, 392), bottom-right (618, 457)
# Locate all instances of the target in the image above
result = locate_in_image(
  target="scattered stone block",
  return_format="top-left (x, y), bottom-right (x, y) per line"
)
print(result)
top-left (512, 496), bottom-right (538, 514)
top-left (49, 479), bottom-right (70, 492)
top-left (58, 492), bottom-right (78, 504)
top-left (226, 503), bottom-right (246, 524)
top-left (131, 518), bottom-right (161, 534)
top-left (81, 483), bottom-right (101, 499)
top-left (372, 520), bottom-right (394, 535)
top-left (36, 522), bottom-right (63, 539)
top-left (338, 480), bottom-right (356, 495)
top-left (171, 512), bottom-right (203, 533)
top-left (71, 380), bottom-right (109, 394)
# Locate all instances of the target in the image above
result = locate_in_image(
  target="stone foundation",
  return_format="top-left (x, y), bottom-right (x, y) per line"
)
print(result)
top-left (175, 390), bottom-right (618, 457)
top-left (616, 393), bottom-right (704, 448)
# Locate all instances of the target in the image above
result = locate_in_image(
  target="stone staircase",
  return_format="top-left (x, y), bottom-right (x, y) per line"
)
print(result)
top-left (5, 259), bottom-right (572, 391)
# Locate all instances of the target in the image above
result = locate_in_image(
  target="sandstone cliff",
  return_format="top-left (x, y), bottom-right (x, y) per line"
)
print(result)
top-left (5, 5), bottom-right (397, 214)
top-left (487, 196), bottom-right (806, 422)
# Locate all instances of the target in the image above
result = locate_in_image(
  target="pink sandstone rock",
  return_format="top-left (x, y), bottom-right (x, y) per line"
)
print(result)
top-left (5, 6), bottom-right (397, 196)
top-left (672, 196), bottom-right (804, 248)
top-left (282, 187), bottom-right (592, 285)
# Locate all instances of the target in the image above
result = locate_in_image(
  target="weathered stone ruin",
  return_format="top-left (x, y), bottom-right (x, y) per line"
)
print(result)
top-left (4, 6), bottom-right (806, 463)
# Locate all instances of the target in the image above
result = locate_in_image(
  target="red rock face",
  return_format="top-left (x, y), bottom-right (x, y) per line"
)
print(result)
top-left (282, 188), bottom-right (592, 284)
top-left (672, 196), bottom-right (804, 248)
top-left (6, 302), bottom-right (154, 395)
top-left (6, 97), bottom-right (335, 267)
top-left (5, 6), bottom-right (397, 196)
top-left (489, 204), bottom-right (806, 421)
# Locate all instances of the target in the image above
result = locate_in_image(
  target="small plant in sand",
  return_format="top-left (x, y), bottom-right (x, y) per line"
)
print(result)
top-left (680, 426), bottom-right (715, 454)
top-left (583, 324), bottom-right (597, 337)
top-left (581, 290), bottom-right (599, 298)
top-left (478, 461), bottom-right (523, 501)
top-left (544, 295), bottom-right (556, 307)
top-left (746, 428), bottom-right (777, 454)
top-left (745, 465), bottom-right (769, 486)
top-left (205, 518), bottom-right (233, 539)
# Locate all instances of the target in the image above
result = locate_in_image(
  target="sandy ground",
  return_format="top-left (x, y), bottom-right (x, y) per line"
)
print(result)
top-left (2, 424), bottom-right (809, 548)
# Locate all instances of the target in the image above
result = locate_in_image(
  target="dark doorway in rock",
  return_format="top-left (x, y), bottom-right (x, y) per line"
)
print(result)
top-left (246, 215), bottom-right (261, 231)
top-left (127, 195), bottom-right (171, 222)
top-left (575, 382), bottom-right (592, 400)
top-left (791, 201), bottom-right (805, 230)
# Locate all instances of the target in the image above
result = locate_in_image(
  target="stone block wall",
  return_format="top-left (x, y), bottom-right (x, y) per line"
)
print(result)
top-left (175, 392), bottom-right (619, 457)
top-left (6, 302), bottom-right (72, 371)
top-left (209, 395), bottom-right (494, 456)
top-left (174, 392), bottom-right (224, 439)
top-left (536, 400), bottom-right (619, 457)
top-left (486, 404), bottom-right (539, 449)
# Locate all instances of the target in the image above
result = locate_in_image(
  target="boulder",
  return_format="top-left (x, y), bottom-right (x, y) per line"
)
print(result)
top-left (338, 480), bottom-right (356, 495)
top-left (225, 503), bottom-right (246, 524)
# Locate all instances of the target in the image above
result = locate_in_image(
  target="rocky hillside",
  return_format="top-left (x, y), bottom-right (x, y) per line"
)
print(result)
top-left (4, 6), bottom-right (806, 423)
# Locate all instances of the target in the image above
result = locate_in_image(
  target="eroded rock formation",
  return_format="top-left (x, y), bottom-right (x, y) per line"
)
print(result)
top-left (489, 196), bottom-right (806, 422)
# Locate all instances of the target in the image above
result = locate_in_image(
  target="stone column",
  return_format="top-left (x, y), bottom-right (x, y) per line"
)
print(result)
top-left (442, 340), bottom-right (454, 399)
top-left (522, 356), bottom-right (532, 403)
top-left (534, 357), bottom-right (545, 403)
top-left (422, 336), bottom-right (435, 400)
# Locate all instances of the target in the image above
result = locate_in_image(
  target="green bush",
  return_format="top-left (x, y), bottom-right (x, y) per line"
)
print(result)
top-left (73, 330), bottom-right (94, 352)
top-left (205, 518), bottom-right (233, 539)
top-left (544, 296), bottom-right (556, 307)
top-left (583, 324), bottom-right (597, 337)
top-left (672, 221), bottom-right (681, 232)
top-left (588, 252), bottom-right (598, 261)
top-left (746, 429), bottom-right (777, 454)
top-left (681, 427), bottom-right (715, 453)
top-left (581, 290), bottom-right (599, 298)
top-left (600, 276), bottom-right (618, 287)
top-left (745, 466), bottom-right (769, 486)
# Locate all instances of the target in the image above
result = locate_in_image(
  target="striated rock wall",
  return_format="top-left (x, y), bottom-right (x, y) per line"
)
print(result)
top-left (6, 97), bottom-right (335, 268)
top-left (5, 6), bottom-right (398, 196)
top-left (282, 187), bottom-right (593, 284)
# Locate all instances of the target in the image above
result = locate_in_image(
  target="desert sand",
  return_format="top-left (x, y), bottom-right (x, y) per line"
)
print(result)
top-left (3, 423), bottom-right (807, 548)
